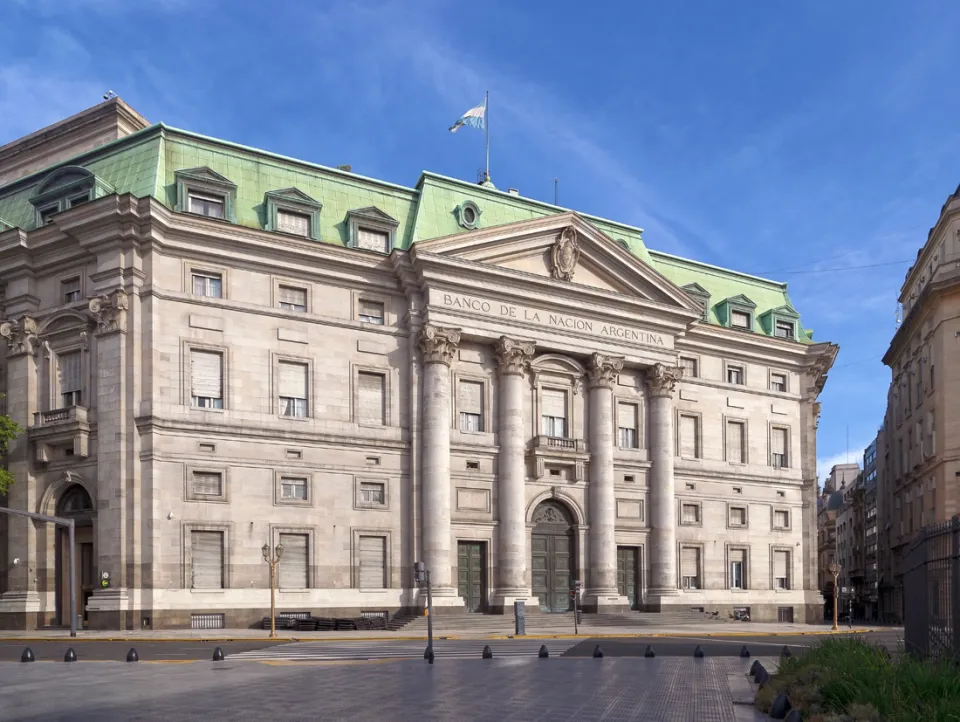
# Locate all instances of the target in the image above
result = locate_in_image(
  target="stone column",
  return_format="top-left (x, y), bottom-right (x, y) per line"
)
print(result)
top-left (645, 362), bottom-right (683, 603)
top-left (494, 336), bottom-right (535, 604)
top-left (584, 352), bottom-right (626, 609)
top-left (418, 324), bottom-right (461, 597)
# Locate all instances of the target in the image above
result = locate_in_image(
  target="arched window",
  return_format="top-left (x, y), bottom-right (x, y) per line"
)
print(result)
top-left (57, 484), bottom-right (93, 515)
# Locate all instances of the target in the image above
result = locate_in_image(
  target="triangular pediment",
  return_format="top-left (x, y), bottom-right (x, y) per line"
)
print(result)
top-left (763, 304), bottom-right (800, 319)
top-left (724, 294), bottom-right (757, 309)
top-left (346, 206), bottom-right (399, 227)
top-left (265, 187), bottom-right (321, 208)
top-left (174, 166), bottom-right (236, 188)
top-left (414, 212), bottom-right (702, 312)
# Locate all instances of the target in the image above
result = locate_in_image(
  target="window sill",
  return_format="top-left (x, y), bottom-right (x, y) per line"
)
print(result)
top-left (355, 503), bottom-right (389, 512)
top-left (190, 406), bottom-right (225, 413)
top-left (277, 589), bottom-right (312, 594)
top-left (274, 500), bottom-right (313, 508)
top-left (278, 415), bottom-right (311, 423)
top-left (189, 589), bottom-right (226, 594)
top-left (186, 496), bottom-right (229, 504)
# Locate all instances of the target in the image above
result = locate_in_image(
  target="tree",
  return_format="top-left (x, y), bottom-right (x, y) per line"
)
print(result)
top-left (0, 394), bottom-right (23, 495)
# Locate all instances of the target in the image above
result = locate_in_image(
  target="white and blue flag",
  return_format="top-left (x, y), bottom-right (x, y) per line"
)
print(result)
top-left (449, 100), bottom-right (486, 133)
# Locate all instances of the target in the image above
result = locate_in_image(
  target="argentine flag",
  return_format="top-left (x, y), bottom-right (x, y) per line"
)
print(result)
top-left (449, 101), bottom-right (486, 133)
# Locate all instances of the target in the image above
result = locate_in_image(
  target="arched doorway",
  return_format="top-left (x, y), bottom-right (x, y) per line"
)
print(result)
top-left (55, 484), bottom-right (96, 627)
top-left (531, 500), bottom-right (575, 612)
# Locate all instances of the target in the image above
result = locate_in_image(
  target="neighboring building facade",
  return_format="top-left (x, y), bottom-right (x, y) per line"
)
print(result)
top-left (817, 462), bottom-right (859, 619)
top-left (862, 438), bottom-right (878, 620)
top-left (876, 184), bottom-right (960, 624)
top-left (0, 99), bottom-right (837, 630)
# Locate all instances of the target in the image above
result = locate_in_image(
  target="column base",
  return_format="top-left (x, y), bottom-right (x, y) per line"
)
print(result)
top-left (581, 591), bottom-right (631, 614)
top-left (489, 593), bottom-right (540, 615)
top-left (0, 591), bottom-right (51, 630)
top-left (416, 588), bottom-right (465, 608)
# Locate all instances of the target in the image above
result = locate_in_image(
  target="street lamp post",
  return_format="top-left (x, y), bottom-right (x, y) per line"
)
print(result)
top-left (413, 561), bottom-right (434, 663)
top-left (828, 562), bottom-right (841, 631)
top-left (262, 542), bottom-right (284, 638)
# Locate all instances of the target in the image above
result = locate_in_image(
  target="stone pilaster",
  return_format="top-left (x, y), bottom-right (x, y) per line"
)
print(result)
top-left (417, 324), bottom-right (461, 599)
top-left (584, 352), bottom-right (628, 611)
top-left (645, 362), bottom-right (683, 604)
top-left (493, 336), bottom-right (535, 605)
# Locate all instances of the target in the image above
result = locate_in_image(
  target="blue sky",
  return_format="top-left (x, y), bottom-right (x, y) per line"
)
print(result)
top-left (3, 1), bottom-right (959, 481)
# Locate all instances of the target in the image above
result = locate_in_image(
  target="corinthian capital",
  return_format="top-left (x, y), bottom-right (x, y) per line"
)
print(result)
top-left (88, 289), bottom-right (129, 335)
top-left (644, 363), bottom-right (683, 398)
top-left (587, 352), bottom-right (624, 390)
top-left (418, 324), bottom-right (461, 366)
top-left (494, 336), bottom-right (535, 376)
top-left (0, 315), bottom-right (38, 357)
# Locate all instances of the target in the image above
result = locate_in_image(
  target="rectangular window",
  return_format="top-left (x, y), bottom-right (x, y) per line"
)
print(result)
top-left (726, 420), bottom-right (745, 464)
top-left (278, 285), bottom-right (307, 312)
top-left (726, 365), bottom-right (744, 385)
top-left (190, 530), bottom-right (224, 589)
top-left (278, 361), bottom-right (308, 418)
top-left (458, 380), bottom-right (484, 432)
top-left (360, 481), bottom-right (386, 505)
top-left (191, 271), bottom-right (222, 298)
top-left (62, 277), bottom-right (81, 303)
top-left (356, 228), bottom-right (389, 253)
top-left (681, 547), bottom-right (701, 589)
top-left (541, 388), bottom-right (568, 437)
top-left (681, 503), bottom-right (700, 525)
top-left (278, 533), bottom-right (309, 589)
top-left (40, 206), bottom-right (58, 224)
top-left (679, 356), bottom-right (698, 378)
top-left (280, 476), bottom-right (308, 501)
top-left (191, 471), bottom-right (223, 497)
top-left (731, 311), bottom-right (751, 329)
top-left (277, 210), bottom-right (310, 237)
top-left (770, 373), bottom-right (787, 393)
top-left (771, 427), bottom-right (788, 468)
top-left (67, 194), bottom-right (89, 208)
top-left (190, 350), bottom-right (224, 409)
top-left (357, 371), bottom-right (386, 426)
top-left (729, 507), bottom-right (746, 527)
top-left (58, 351), bottom-right (82, 407)
top-left (773, 550), bottom-right (790, 590)
top-left (729, 549), bottom-right (746, 589)
top-left (188, 192), bottom-right (225, 219)
top-left (775, 321), bottom-right (794, 339)
top-left (358, 299), bottom-right (385, 324)
top-left (678, 414), bottom-right (700, 459)
top-left (358, 535), bottom-right (387, 589)
top-left (617, 402), bottom-right (639, 448)
top-left (774, 510), bottom-right (790, 529)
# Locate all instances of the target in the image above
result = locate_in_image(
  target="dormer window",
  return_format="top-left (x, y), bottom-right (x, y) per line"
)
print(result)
top-left (29, 166), bottom-right (115, 228)
top-left (188, 192), bottom-right (226, 219)
top-left (681, 283), bottom-right (711, 322)
top-left (717, 294), bottom-right (756, 332)
top-left (731, 310), bottom-right (751, 329)
top-left (174, 167), bottom-right (237, 223)
top-left (277, 210), bottom-right (311, 237)
top-left (39, 206), bottom-right (59, 225)
top-left (775, 320), bottom-right (795, 339)
top-left (346, 207), bottom-right (399, 254)
top-left (264, 188), bottom-right (322, 240)
top-left (357, 228), bottom-right (389, 253)
top-left (67, 194), bottom-right (90, 208)
top-left (759, 304), bottom-right (801, 341)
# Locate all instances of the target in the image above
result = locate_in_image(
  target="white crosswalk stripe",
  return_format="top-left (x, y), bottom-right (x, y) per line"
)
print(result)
top-left (230, 639), bottom-right (578, 661)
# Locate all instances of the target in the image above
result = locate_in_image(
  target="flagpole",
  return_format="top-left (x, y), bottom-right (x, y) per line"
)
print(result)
top-left (484, 90), bottom-right (490, 182)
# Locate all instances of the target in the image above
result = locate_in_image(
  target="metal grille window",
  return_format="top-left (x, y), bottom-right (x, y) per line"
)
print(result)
top-left (192, 271), bottom-right (222, 298)
top-left (58, 351), bottom-right (82, 407)
top-left (62, 277), bottom-right (81, 303)
top-left (356, 228), bottom-right (389, 253)
top-left (729, 507), bottom-right (746, 527)
top-left (681, 503), bottom-right (700, 525)
top-left (191, 350), bottom-right (224, 409)
top-left (679, 356), bottom-right (698, 378)
top-left (770, 373), bottom-right (787, 392)
top-left (278, 533), bottom-right (309, 589)
top-left (278, 361), bottom-right (308, 418)
top-left (726, 365), bottom-right (744, 385)
top-left (357, 372), bottom-right (386, 425)
top-left (771, 427), bottom-right (788, 468)
top-left (617, 402), bottom-right (638, 448)
top-left (726, 420), bottom-right (745, 464)
top-left (678, 414), bottom-right (699, 459)
top-left (541, 388), bottom-right (568, 437)
top-left (358, 299), bottom-right (384, 324)
top-left (191, 471), bottom-right (223, 497)
top-left (681, 547), bottom-right (701, 589)
top-left (360, 482), bottom-right (385, 505)
top-left (358, 535), bottom-right (386, 589)
top-left (278, 285), bottom-right (307, 312)
top-left (774, 510), bottom-right (790, 529)
top-left (280, 477), bottom-right (308, 501)
top-left (775, 321), bottom-right (794, 338)
top-left (731, 311), bottom-right (751, 329)
top-left (729, 549), bottom-right (745, 589)
top-left (458, 380), bottom-right (484, 432)
top-left (773, 550), bottom-right (790, 590)
top-left (277, 210), bottom-right (310, 237)
top-left (190, 531), bottom-right (224, 589)
top-left (188, 192), bottom-right (225, 219)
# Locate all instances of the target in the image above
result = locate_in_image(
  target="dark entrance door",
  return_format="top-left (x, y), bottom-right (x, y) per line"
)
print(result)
top-left (617, 546), bottom-right (641, 610)
top-left (457, 541), bottom-right (486, 612)
top-left (531, 501), bottom-right (575, 613)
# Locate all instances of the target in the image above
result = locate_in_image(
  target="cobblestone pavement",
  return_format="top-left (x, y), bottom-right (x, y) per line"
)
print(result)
top-left (0, 656), bottom-right (769, 721)
top-left (228, 637), bottom-right (579, 661)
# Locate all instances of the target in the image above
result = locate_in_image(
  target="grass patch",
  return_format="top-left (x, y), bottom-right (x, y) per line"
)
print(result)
top-left (754, 636), bottom-right (960, 721)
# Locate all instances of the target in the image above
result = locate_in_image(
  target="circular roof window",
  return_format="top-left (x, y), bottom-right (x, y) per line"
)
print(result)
top-left (457, 200), bottom-right (481, 230)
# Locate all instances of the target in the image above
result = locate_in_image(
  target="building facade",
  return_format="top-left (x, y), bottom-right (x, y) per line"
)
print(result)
top-left (0, 100), bottom-right (837, 630)
top-left (817, 462), bottom-right (859, 619)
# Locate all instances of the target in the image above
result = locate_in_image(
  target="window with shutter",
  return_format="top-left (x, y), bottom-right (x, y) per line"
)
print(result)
top-left (278, 285), bottom-right (307, 312)
top-left (458, 380), bottom-right (484, 432)
top-left (191, 471), bottom-right (223, 497)
top-left (277, 210), bottom-right (311, 237)
top-left (358, 299), bottom-right (384, 324)
top-left (357, 372), bottom-right (386, 425)
top-left (774, 320), bottom-right (794, 338)
top-left (731, 311), bottom-right (751, 329)
top-left (726, 421), bottom-right (745, 464)
top-left (191, 350), bottom-right (223, 408)
top-left (729, 549), bottom-right (745, 589)
top-left (678, 414), bottom-right (699, 459)
top-left (681, 503), bottom-right (700, 525)
top-left (680, 547), bottom-right (701, 589)
top-left (191, 271), bottom-right (222, 298)
top-left (541, 388), bottom-right (568, 437)
top-left (773, 550), bottom-right (790, 589)
top-left (360, 481), bottom-right (386, 506)
top-left (771, 427), bottom-right (788, 468)
top-left (729, 507), bottom-right (746, 526)
top-left (62, 277), bottom-right (81, 303)
top-left (280, 477), bottom-right (308, 501)
top-left (190, 531), bottom-right (224, 589)
top-left (278, 533), bottom-right (309, 589)
top-left (188, 192), bottom-right (225, 219)
top-left (356, 228), bottom-right (389, 253)
top-left (774, 510), bottom-right (789, 529)
top-left (58, 351), bottom-right (82, 407)
top-left (617, 402), bottom-right (638, 448)
top-left (726, 365), bottom-right (744, 384)
top-left (770, 373), bottom-right (787, 392)
top-left (278, 362), bottom-right (308, 417)
top-left (358, 535), bottom-right (386, 589)
top-left (679, 357), bottom-right (697, 378)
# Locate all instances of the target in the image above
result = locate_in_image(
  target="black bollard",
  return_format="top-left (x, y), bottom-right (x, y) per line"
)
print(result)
top-left (644, 645), bottom-right (655, 658)
top-left (427, 648), bottom-right (435, 665)
top-left (753, 663), bottom-right (768, 682)
top-left (20, 647), bottom-right (34, 663)
top-left (769, 694), bottom-right (792, 719)
top-left (693, 645), bottom-right (704, 658)
top-left (749, 660), bottom-right (762, 677)
top-left (757, 668), bottom-right (771, 688)
top-left (592, 645), bottom-right (603, 658)
top-left (482, 645), bottom-right (493, 659)
top-left (126, 648), bottom-right (139, 663)
top-left (538, 644), bottom-right (549, 659)
top-left (212, 647), bottom-right (225, 662)
top-left (739, 645), bottom-right (750, 658)
top-left (781, 645), bottom-right (793, 659)
top-left (64, 648), bottom-right (77, 663)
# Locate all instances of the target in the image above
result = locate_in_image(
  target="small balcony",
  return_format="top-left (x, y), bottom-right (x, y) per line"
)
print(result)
top-left (34, 405), bottom-right (89, 428)
top-left (30, 405), bottom-right (91, 460)
top-left (530, 435), bottom-right (589, 481)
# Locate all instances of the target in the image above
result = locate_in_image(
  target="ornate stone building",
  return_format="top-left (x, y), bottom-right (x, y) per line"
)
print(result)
top-left (0, 99), bottom-right (837, 630)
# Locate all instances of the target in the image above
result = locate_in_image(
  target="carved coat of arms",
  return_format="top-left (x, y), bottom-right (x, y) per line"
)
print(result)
top-left (551, 227), bottom-right (580, 281)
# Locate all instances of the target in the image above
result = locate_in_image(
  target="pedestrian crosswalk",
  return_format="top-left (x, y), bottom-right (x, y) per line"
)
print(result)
top-left (230, 639), bottom-right (578, 662)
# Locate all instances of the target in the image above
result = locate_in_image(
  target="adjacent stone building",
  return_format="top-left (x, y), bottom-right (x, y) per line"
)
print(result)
top-left (0, 99), bottom-right (837, 630)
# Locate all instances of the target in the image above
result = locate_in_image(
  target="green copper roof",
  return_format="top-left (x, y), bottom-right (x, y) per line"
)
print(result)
top-left (0, 119), bottom-right (812, 341)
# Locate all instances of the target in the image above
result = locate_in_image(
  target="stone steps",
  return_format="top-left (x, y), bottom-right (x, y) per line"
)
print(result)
top-left (398, 609), bottom-right (730, 634)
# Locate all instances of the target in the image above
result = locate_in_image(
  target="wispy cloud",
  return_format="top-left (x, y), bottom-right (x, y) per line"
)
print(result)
top-left (817, 446), bottom-right (864, 487)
